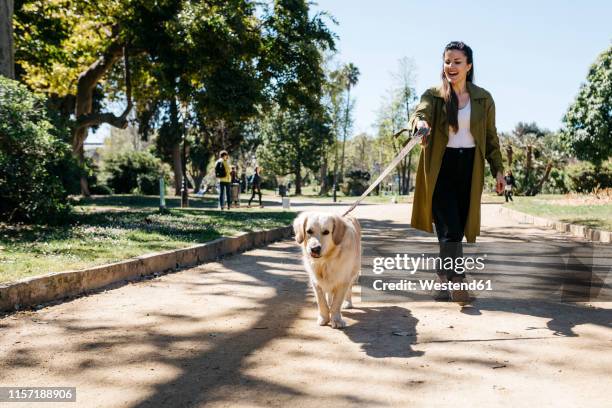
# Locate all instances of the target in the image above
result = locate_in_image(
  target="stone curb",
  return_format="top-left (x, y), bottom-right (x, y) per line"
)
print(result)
top-left (498, 206), bottom-right (611, 244)
top-left (0, 225), bottom-right (293, 312)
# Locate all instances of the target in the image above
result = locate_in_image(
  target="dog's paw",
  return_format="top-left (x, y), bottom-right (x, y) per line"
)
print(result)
top-left (317, 314), bottom-right (330, 326)
top-left (342, 300), bottom-right (353, 309)
top-left (330, 315), bottom-right (346, 329)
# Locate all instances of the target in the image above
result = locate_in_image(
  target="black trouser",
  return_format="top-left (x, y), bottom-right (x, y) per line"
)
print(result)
top-left (219, 182), bottom-right (231, 209)
top-left (432, 147), bottom-right (475, 280)
top-left (248, 184), bottom-right (262, 206)
top-left (504, 189), bottom-right (513, 202)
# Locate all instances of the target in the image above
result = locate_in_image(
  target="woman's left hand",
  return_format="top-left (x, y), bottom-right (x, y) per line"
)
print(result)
top-left (496, 172), bottom-right (505, 194)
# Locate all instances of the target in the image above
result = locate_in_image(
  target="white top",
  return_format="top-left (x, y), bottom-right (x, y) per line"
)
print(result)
top-left (447, 99), bottom-right (476, 148)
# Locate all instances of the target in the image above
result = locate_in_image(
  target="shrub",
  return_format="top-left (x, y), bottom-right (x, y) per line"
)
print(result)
top-left (342, 170), bottom-right (371, 196)
top-left (0, 77), bottom-right (75, 224)
top-left (104, 151), bottom-right (170, 194)
top-left (89, 184), bottom-right (113, 195)
top-left (137, 173), bottom-right (161, 195)
top-left (566, 161), bottom-right (612, 193)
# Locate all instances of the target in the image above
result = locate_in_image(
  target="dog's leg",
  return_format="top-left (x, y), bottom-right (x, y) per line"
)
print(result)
top-left (343, 279), bottom-right (355, 309)
top-left (343, 263), bottom-right (360, 309)
top-left (329, 282), bottom-right (351, 329)
top-left (312, 283), bottom-right (330, 326)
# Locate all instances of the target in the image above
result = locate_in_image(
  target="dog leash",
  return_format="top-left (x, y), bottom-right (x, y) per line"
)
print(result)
top-left (341, 127), bottom-right (428, 217)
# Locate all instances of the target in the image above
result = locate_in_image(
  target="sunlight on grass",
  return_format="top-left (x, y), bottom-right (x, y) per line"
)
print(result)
top-left (505, 196), bottom-right (612, 231)
top-left (0, 196), bottom-right (295, 284)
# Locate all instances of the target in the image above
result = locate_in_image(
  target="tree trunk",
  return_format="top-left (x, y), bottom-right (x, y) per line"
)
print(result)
top-left (0, 0), bottom-right (14, 79)
top-left (406, 154), bottom-right (413, 193)
top-left (295, 163), bottom-right (302, 195)
top-left (506, 145), bottom-right (513, 168)
top-left (340, 87), bottom-right (351, 181)
top-left (171, 143), bottom-right (182, 196)
top-left (192, 174), bottom-right (204, 194)
top-left (167, 97), bottom-right (183, 196)
top-left (319, 156), bottom-right (329, 195)
top-left (531, 162), bottom-right (553, 196)
top-left (522, 144), bottom-right (533, 194)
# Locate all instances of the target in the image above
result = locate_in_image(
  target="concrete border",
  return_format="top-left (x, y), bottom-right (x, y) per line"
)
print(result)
top-left (0, 225), bottom-right (293, 312)
top-left (498, 206), bottom-right (611, 244)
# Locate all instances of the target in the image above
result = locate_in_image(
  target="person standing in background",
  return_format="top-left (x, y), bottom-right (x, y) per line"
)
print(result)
top-left (504, 170), bottom-right (515, 202)
top-left (230, 165), bottom-right (240, 207)
top-left (214, 150), bottom-right (231, 210)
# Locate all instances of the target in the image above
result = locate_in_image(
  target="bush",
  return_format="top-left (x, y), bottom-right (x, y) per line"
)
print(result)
top-left (89, 184), bottom-right (113, 195)
top-left (0, 77), bottom-right (75, 224)
top-left (342, 170), bottom-right (371, 196)
top-left (137, 173), bottom-right (161, 195)
top-left (566, 161), bottom-right (612, 193)
top-left (104, 151), bottom-right (170, 194)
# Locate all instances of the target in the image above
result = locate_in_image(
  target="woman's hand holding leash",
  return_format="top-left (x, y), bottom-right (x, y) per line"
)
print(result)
top-left (416, 120), bottom-right (431, 146)
top-left (496, 171), bottom-right (505, 194)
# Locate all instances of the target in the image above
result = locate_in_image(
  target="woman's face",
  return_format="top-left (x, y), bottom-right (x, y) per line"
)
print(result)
top-left (443, 49), bottom-right (472, 85)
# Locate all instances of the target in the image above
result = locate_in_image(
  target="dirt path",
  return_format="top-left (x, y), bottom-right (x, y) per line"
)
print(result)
top-left (1, 202), bottom-right (610, 407)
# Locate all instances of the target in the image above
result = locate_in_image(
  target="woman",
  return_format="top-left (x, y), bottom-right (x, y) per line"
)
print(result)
top-left (247, 166), bottom-right (263, 208)
top-left (409, 41), bottom-right (505, 303)
top-left (504, 170), bottom-right (515, 202)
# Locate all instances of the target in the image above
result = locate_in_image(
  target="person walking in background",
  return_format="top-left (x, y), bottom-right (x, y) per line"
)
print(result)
top-left (247, 166), bottom-right (263, 208)
top-left (214, 150), bottom-right (231, 210)
top-left (504, 170), bottom-right (515, 202)
top-left (409, 41), bottom-right (505, 304)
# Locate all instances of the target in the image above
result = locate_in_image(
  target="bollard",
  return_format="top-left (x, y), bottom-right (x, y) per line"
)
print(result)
top-left (282, 197), bottom-right (291, 209)
top-left (159, 177), bottom-right (166, 210)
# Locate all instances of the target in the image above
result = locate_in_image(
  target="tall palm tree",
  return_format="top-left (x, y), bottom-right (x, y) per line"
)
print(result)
top-left (339, 63), bottom-right (360, 181)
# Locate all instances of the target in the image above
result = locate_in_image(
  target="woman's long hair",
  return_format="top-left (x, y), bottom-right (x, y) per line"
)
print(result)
top-left (441, 41), bottom-right (474, 133)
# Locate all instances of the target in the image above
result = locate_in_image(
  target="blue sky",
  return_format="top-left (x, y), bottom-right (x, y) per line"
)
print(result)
top-left (312, 0), bottom-right (611, 135)
top-left (88, 1), bottom-right (610, 144)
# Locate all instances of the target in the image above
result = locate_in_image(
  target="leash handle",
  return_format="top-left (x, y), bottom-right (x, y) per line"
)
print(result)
top-left (341, 128), bottom-right (426, 217)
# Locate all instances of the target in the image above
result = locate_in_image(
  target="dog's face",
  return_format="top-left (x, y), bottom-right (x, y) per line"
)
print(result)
top-left (293, 212), bottom-right (346, 259)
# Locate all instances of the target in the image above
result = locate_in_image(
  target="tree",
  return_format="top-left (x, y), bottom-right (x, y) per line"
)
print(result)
top-left (499, 124), bottom-right (568, 196)
top-left (257, 105), bottom-right (332, 195)
top-left (326, 66), bottom-right (346, 198)
top-left (14, 0), bottom-right (183, 195)
top-left (374, 88), bottom-right (419, 195)
top-left (561, 45), bottom-right (612, 166)
top-left (393, 57), bottom-right (417, 194)
top-left (339, 62), bottom-right (360, 180)
top-left (0, 76), bottom-right (74, 223)
top-left (0, 0), bottom-right (14, 78)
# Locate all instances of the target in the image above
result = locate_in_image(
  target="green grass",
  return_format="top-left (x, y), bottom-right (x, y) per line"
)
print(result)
top-left (0, 195), bottom-right (295, 284)
top-left (504, 196), bottom-right (612, 231)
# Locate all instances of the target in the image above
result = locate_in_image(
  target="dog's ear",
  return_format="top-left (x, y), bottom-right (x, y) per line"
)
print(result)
top-left (293, 213), bottom-right (308, 244)
top-left (332, 215), bottom-right (347, 246)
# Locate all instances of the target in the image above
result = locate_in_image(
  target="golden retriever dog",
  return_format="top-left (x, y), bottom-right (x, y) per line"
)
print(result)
top-left (293, 212), bottom-right (361, 329)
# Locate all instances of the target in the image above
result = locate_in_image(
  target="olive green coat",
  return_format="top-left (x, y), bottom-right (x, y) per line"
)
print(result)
top-left (408, 81), bottom-right (504, 243)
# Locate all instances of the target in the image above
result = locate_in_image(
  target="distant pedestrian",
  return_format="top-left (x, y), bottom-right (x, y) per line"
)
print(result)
top-left (230, 165), bottom-right (240, 207)
top-left (504, 170), bottom-right (515, 202)
top-left (215, 150), bottom-right (231, 210)
top-left (247, 166), bottom-right (263, 208)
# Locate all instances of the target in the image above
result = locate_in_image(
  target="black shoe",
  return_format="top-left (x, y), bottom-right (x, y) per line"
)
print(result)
top-left (432, 273), bottom-right (450, 301)
top-left (450, 275), bottom-right (470, 305)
